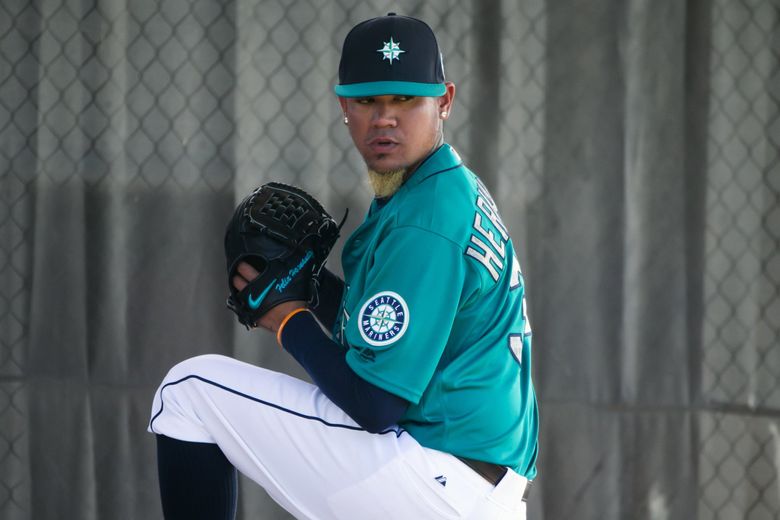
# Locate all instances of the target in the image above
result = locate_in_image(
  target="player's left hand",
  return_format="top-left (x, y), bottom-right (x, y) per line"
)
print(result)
top-left (224, 182), bottom-right (344, 330)
top-left (231, 261), bottom-right (260, 294)
top-left (232, 261), bottom-right (306, 333)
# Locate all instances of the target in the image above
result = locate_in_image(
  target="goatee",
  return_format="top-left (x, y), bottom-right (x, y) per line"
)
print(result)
top-left (367, 168), bottom-right (407, 198)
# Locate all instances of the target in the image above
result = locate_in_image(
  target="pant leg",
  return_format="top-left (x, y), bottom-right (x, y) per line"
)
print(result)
top-left (148, 354), bottom-right (527, 519)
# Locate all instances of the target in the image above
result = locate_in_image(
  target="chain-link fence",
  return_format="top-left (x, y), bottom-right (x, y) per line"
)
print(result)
top-left (700, 0), bottom-right (780, 518)
top-left (1, 0), bottom-right (779, 518)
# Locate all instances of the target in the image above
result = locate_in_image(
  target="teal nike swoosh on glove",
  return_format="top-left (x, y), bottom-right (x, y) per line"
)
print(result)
top-left (248, 279), bottom-right (277, 309)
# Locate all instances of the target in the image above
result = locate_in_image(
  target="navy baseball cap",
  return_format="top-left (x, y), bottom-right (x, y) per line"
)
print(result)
top-left (334, 13), bottom-right (446, 98)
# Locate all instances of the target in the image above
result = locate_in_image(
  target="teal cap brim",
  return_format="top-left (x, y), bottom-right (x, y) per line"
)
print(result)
top-left (334, 81), bottom-right (446, 97)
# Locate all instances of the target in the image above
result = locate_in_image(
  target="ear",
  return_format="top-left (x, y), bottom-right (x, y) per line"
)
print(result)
top-left (438, 82), bottom-right (456, 119)
top-left (338, 96), bottom-right (348, 114)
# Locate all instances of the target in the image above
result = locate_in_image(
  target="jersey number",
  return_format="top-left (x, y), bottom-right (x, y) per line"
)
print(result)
top-left (508, 296), bottom-right (531, 366)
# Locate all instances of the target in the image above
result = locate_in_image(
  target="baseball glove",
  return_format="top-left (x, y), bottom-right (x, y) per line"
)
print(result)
top-left (224, 182), bottom-right (345, 329)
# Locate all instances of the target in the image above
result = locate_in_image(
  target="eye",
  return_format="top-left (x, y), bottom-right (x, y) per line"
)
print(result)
top-left (356, 97), bottom-right (373, 105)
top-left (396, 95), bottom-right (414, 102)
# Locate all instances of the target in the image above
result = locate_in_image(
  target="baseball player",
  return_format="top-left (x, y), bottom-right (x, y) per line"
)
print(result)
top-left (149, 13), bottom-right (538, 520)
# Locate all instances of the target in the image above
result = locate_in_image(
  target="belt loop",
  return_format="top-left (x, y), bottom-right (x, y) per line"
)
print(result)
top-left (522, 479), bottom-right (533, 502)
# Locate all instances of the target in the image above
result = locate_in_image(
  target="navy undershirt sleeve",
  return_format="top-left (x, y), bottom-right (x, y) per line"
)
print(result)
top-left (280, 311), bottom-right (409, 433)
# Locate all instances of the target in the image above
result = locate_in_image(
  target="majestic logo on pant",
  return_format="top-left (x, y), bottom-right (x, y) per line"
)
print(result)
top-left (358, 291), bottom-right (409, 346)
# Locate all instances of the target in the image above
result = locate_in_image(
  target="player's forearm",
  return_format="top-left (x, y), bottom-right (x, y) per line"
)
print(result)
top-left (309, 267), bottom-right (345, 331)
top-left (279, 310), bottom-right (409, 433)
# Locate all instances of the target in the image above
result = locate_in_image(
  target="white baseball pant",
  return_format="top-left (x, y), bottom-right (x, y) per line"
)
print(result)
top-left (148, 354), bottom-right (528, 519)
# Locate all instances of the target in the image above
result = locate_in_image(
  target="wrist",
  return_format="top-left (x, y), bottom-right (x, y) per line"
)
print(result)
top-left (257, 300), bottom-right (307, 333)
top-left (276, 308), bottom-right (311, 347)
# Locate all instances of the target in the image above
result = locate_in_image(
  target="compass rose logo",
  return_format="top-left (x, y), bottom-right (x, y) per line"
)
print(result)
top-left (377, 37), bottom-right (405, 64)
top-left (358, 291), bottom-right (409, 346)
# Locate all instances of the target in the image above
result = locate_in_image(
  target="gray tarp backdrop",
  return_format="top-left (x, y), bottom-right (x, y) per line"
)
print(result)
top-left (1, 0), bottom-right (779, 518)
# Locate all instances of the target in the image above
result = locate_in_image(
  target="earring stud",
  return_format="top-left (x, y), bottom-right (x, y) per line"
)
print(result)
top-left (440, 111), bottom-right (448, 118)
top-left (343, 115), bottom-right (349, 124)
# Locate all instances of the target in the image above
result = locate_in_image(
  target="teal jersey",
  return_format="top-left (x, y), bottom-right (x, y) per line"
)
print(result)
top-left (335, 144), bottom-right (538, 478)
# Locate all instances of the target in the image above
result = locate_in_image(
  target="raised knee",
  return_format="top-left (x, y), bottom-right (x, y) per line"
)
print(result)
top-left (161, 354), bottom-right (232, 385)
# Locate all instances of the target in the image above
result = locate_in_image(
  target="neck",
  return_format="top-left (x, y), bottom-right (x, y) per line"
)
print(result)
top-left (403, 134), bottom-right (445, 182)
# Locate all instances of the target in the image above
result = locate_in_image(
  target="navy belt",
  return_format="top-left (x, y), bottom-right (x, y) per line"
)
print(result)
top-left (456, 456), bottom-right (532, 502)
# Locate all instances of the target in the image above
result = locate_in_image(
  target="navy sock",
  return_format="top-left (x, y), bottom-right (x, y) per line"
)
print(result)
top-left (156, 435), bottom-right (237, 520)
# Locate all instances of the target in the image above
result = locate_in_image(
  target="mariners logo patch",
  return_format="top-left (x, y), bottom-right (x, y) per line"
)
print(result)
top-left (358, 291), bottom-right (409, 346)
top-left (376, 37), bottom-right (405, 64)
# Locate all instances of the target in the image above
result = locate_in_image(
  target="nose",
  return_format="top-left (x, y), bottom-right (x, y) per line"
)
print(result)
top-left (371, 102), bottom-right (397, 128)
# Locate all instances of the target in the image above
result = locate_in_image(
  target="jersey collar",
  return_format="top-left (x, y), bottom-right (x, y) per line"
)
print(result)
top-left (404, 143), bottom-right (463, 188)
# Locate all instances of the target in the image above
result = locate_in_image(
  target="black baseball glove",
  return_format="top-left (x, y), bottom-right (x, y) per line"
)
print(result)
top-left (224, 182), bottom-right (345, 329)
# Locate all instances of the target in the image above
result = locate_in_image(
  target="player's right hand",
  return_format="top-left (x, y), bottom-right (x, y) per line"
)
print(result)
top-left (232, 262), bottom-right (306, 333)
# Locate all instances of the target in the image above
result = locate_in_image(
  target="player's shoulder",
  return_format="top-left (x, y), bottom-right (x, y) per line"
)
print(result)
top-left (393, 152), bottom-right (480, 242)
